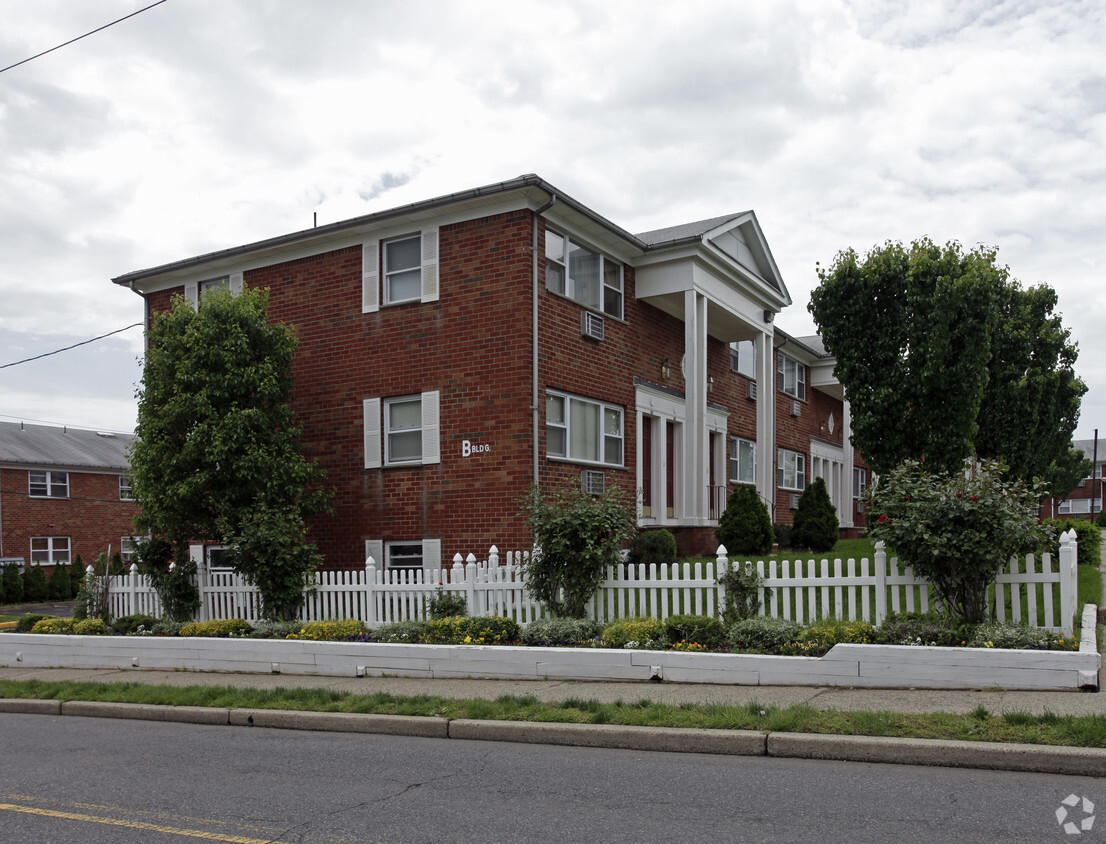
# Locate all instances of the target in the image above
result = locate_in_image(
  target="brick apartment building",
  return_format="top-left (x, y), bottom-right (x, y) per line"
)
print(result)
top-left (114, 175), bottom-right (867, 571)
top-left (0, 421), bottom-right (139, 572)
top-left (1050, 437), bottom-right (1104, 521)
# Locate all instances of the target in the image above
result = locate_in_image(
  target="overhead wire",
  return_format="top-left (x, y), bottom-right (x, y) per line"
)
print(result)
top-left (0, 323), bottom-right (143, 370)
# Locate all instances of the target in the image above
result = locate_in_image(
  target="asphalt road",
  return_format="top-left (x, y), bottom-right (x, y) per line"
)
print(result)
top-left (1, 713), bottom-right (1101, 843)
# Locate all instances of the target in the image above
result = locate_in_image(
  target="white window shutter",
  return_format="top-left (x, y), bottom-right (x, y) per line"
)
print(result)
top-left (363, 398), bottom-right (382, 469)
top-left (421, 390), bottom-right (440, 465)
top-left (362, 241), bottom-right (380, 313)
top-left (184, 282), bottom-right (198, 308)
top-left (422, 538), bottom-right (441, 571)
top-left (365, 540), bottom-right (384, 568)
top-left (229, 272), bottom-right (243, 293)
top-left (421, 228), bottom-right (439, 303)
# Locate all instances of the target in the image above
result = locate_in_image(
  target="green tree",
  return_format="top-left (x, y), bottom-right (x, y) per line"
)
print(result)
top-left (47, 561), bottom-right (70, 600)
top-left (133, 536), bottom-right (199, 623)
top-left (130, 287), bottom-right (332, 621)
top-left (867, 458), bottom-right (1051, 624)
top-left (716, 485), bottom-right (773, 555)
top-left (3, 564), bottom-right (23, 604)
top-left (809, 239), bottom-right (1085, 479)
top-left (22, 564), bottom-right (48, 602)
top-left (521, 484), bottom-right (636, 618)
top-left (1042, 446), bottom-right (1093, 510)
top-left (790, 477), bottom-right (838, 552)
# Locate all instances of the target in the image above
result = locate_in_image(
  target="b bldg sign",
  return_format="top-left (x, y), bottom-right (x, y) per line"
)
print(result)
top-left (461, 440), bottom-right (490, 458)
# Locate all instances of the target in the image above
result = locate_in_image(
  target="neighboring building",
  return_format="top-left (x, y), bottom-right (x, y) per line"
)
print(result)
top-left (1053, 437), bottom-right (1105, 520)
top-left (0, 421), bottom-right (139, 572)
top-left (113, 174), bottom-right (868, 569)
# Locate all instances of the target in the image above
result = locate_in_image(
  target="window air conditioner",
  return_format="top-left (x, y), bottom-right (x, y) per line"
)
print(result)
top-left (790, 400), bottom-right (801, 417)
top-left (581, 312), bottom-right (604, 341)
top-left (581, 469), bottom-right (605, 495)
top-left (746, 381), bottom-right (757, 401)
top-left (855, 500), bottom-right (865, 514)
top-left (789, 493), bottom-right (800, 509)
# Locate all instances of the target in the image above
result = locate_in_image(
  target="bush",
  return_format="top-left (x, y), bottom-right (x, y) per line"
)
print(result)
top-left (31, 617), bottom-right (74, 634)
top-left (248, 620), bottom-right (305, 639)
top-left (663, 614), bottom-right (725, 650)
top-left (600, 616), bottom-right (666, 649)
top-left (73, 618), bottom-right (109, 635)
top-left (110, 614), bottom-right (160, 636)
top-left (178, 619), bottom-right (252, 638)
top-left (424, 616), bottom-right (520, 645)
top-left (716, 485), bottom-right (773, 555)
top-left (70, 554), bottom-right (85, 599)
top-left (428, 588), bottom-right (468, 620)
top-left (519, 617), bottom-right (602, 647)
top-left (295, 619), bottom-right (368, 641)
top-left (150, 620), bottom-right (187, 636)
top-left (875, 611), bottom-right (970, 648)
top-left (773, 522), bottom-right (794, 550)
top-left (627, 530), bottom-right (677, 569)
top-left (790, 477), bottom-right (839, 552)
top-left (3, 564), bottom-right (24, 604)
top-left (48, 564), bottom-right (71, 600)
top-left (370, 620), bottom-right (429, 643)
top-left (717, 560), bottom-right (762, 623)
top-left (779, 619), bottom-right (876, 656)
top-left (14, 614), bottom-right (50, 632)
top-left (726, 616), bottom-right (803, 652)
top-left (22, 565), bottom-right (48, 603)
top-left (1044, 518), bottom-right (1102, 565)
top-left (967, 622), bottom-right (1076, 651)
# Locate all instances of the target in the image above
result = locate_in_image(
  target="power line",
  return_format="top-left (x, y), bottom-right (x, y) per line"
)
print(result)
top-left (0, 323), bottom-right (143, 370)
top-left (0, 0), bottom-right (170, 74)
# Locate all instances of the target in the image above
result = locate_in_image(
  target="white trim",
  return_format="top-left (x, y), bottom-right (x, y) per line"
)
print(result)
top-left (365, 539), bottom-right (384, 567)
top-left (421, 390), bottom-right (441, 465)
top-left (184, 282), bottom-right (198, 308)
top-left (363, 398), bottom-right (382, 469)
top-left (362, 241), bottom-right (380, 313)
top-left (421, 228), bottom-right (439, 303)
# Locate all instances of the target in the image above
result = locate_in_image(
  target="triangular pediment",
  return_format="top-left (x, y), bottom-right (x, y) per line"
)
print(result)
top-left (704, 214), bottom-right (787, 299)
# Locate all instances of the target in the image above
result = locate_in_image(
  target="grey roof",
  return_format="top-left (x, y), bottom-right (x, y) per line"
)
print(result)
top-left (0, 421), bottom-right (134, 472)
top-left (1073, 439), bottom-right (1106, 463)
top-left (635, 213), bottom-right (749, 247)
top-left (775, 329), bottom-right (831, 359)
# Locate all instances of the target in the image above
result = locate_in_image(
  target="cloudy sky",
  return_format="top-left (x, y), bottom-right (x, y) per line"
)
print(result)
top-left (2, 0), bottom-right (1104, 444)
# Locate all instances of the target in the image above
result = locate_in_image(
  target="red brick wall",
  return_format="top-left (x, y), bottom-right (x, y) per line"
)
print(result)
top-left (0, 467), bottom-right (139, 568)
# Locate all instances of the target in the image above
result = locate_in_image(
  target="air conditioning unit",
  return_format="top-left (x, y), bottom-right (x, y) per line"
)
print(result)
top-left (790, 400), bottom-right (801, 418)
top-left (746, 381), bottom-right (757, 401)
top-left (581, 469), bottom-right (605, 495)
top-left (855, 500), bottom-right (865, 514)
top-left (581, 311), bottom-right (604, 341)
top-left (789, 493), bottom-right (800, 509)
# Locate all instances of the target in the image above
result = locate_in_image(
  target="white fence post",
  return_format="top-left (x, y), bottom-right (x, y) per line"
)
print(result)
top-left (874, 541), bottom-right (888, 627)
top-left (364, 557), bottom-right (377, 627)
top-left (127, 563), bottom-right (139, 617)
top-left (190, 545), bottom-right (208, 622)
top-left (1059, 529), bottom-right (1077, 636)
top-left (465, 554), bottom-right (479, 616)
top-left (715, 545), bottom-right (729, 618)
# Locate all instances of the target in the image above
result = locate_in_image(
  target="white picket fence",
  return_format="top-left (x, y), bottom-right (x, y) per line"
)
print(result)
top-left (95, 530), bottom-right (1081, 634)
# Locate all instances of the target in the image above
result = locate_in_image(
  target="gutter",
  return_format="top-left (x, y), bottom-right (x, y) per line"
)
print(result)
top-left (532, 193), bottom-right (557, 488)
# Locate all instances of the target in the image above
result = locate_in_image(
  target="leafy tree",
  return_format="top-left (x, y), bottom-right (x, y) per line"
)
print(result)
top-left (22, 564), bottom-right (48, 602)
top-left (48, 561), bottom-right (70, 600)
top-left (3, 564), bottom-right (23, 604)
top-left (133, 536), bottom-right (199, 623)
top-left (130, 287), bottom-right (332, 620)
top-left (809, 239), bottom-right (1085, 480)
top-left (716, 485), bottom-right (773, 555)
top-left (627, 529), bottom-right (677, 569)
top-left (867, 458), bottom-right (1051, 624)
top-left (790, 477), bottom-right (838, 552)
top-left (1042, 447), bottom-right (1093, 509)
top-left (521, 484), bottom-right (636, 618)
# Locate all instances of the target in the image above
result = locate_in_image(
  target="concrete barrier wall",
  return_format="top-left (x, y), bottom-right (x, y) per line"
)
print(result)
top-left (0, 631), bottom-right (1099, 690)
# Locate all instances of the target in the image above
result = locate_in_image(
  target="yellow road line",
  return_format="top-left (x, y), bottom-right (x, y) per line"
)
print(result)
top-left (0, 803), bottom-right (274, 843)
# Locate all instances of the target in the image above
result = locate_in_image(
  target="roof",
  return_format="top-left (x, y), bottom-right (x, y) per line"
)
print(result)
top-left (775, 329), bottom-right (831, 359)
top-left (635, 213), bottom-right (750, 248)
top-left (1073, 438), bottom-right (1105, 463)
top-left (0, 421), bottom-right (134, 472)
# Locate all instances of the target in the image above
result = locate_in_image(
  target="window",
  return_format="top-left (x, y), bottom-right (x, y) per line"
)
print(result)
top-left (383, 235), bottom-right (422, 305)
top-left (728, 437), bottom-right (756, 485)
top-left (363, 391), bottom-right (441, 468)
top-left (778, 353), bottom-right (806, 400)
top-left (853, 467), bottom-right (867, 499)
top-left (385, 396), bottom-right (423, 464)
top-left (730, 340), bottom-right (757, 379)
top-left (200, 276), bottom-right (229, 297)
top-left (546, 391), bottom-right (623, 466)
top-left (30, 536), bottom-right (70, 566)
top-left (1059, 499), bottom-right (1092, 515)
top-left (386, 542), bottom-right (424, 573)
top-left (777, 449), bottom-right (806, 491)
top-left (121, 536), bottom-right (140, 566)
top-left (206, 546), bottom-right (232, 571)
top-left (119, 475), bottom-right (134, 501)
top-left (545, 229), bottom-right (623, 319)
top-left (29, 470), bottom-right (68, 498)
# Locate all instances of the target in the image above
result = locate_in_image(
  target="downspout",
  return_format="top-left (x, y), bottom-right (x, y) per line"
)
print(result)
top-left (532, 194), bottom-right (557, 488)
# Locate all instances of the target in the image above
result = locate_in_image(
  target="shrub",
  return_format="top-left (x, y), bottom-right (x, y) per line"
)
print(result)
top-left (370, 620), bottom-right (429, 643)
top-left (3, 564), bottom-right (24, 604)
top-left (22, 565), bottom-right (48, 603)
top-left (967, 622), bottom-right (1075, 651)
top-left (726, 616), bottom-right (803, 652)
top-left (600, 616), bottom-right (665, 649)
top-left (110, 614), bottom-right (160, 636)
top-left (790, 477), bottom-right (839, 552)
top-left (134, 537), bottom-right (200, 623)
top-left (519, 617), bottom-right (602, 647)
top-left (428, 588), bottom-right (468, 620)
top-left (424, 616), bottom-right (520, 645)
top-left (248, 620), bottom-right (305, 639)
top-left (773, 522), bottom-right (794, 550)
top-left (48, 563), bottom-right (71, 600)
top-left (779, 619), bottom-right (876, 656)
top-left (295, 619), bottom-right (368, 641)
top-left (521, 483), bottom-right (636, 618)
top-left (14, 614), bottom-right (50, 632)
top-left (73, 618), bottom-right (109, 635)
top-left (717, 560), bottom-right (762, 623)
top-left (663, 614), bottom-right (725, 650)
top-left (627, 530), bottom-right (677, 569)
top-left (178, 619), bottom-right (252, 638)
top-left (1045, 518), bottom-right (1102, 565)
top-left (716, 485), bottom-right (773, 555)
top-left (31, 617), bottom-right (74, 634)
top-left (70, 554), bottom-right (85, 599)
top-left (875, 612), bottom-right (970, 648)
top-left (151, 620), bottom-right (187, 636)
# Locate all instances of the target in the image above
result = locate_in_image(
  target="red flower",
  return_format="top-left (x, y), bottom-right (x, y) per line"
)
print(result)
top-left (956, 492), bottom-right (962, 498)
top-left (970, 496), bottom-right (977, 501)
top-left (878, 515), bottom-right (888, 522)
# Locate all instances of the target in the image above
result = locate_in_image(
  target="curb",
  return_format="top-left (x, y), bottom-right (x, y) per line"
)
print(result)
top-left (4, 697), bottom-right (1106, 776)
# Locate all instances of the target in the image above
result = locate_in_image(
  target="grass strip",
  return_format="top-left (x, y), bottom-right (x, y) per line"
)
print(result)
top-left (3, 678), bottom-right (1106, 749)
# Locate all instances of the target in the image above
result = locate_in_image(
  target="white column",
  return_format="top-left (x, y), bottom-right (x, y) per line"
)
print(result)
top-left (756, 329), bottom-right (775, 514)
top-left (683, 290), bottom-right (708, 524)
top-left (841, 398), bottom-right (855, 528)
